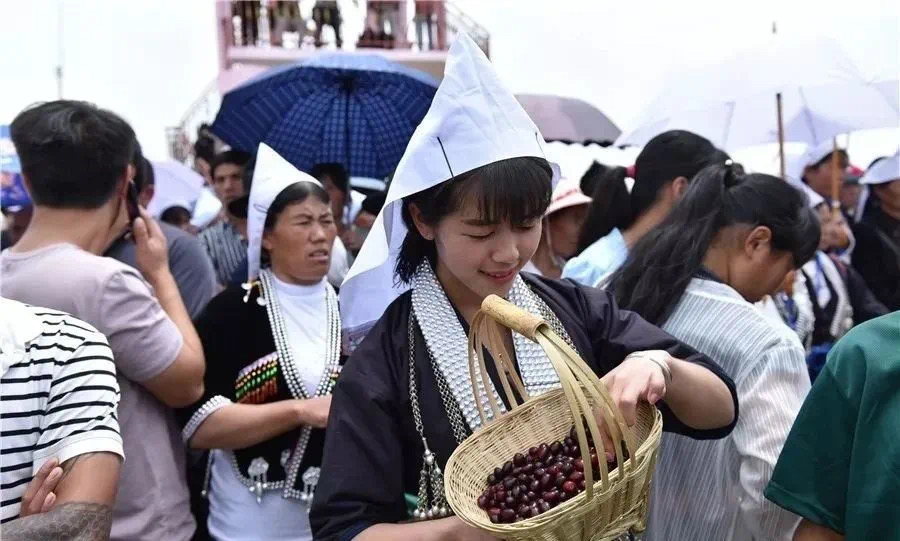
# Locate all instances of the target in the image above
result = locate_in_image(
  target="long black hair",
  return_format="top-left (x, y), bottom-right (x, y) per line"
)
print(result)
top-left (608, 162), bottom-right (820, 325)
top-left (395, 157), bottom-right (553, 284)
top-left (577, 130), bottom-right (728, 253)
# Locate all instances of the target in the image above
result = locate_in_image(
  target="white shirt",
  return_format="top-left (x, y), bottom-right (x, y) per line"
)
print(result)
top-left (207, 276), bottom-right (328, 541)
top-left (0, 298), bottom-right (124, 524)
top-left (645, 278), bottom-right (809, 541)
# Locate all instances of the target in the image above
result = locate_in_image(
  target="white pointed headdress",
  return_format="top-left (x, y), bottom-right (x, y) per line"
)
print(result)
top-left (339, 33), bottom-right (560, 339)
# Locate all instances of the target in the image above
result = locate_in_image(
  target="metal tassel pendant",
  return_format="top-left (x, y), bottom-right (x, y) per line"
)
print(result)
top-left (247, 457), bottom-right (269, 504)
top-left (412, 446), bottom-right (450, 520)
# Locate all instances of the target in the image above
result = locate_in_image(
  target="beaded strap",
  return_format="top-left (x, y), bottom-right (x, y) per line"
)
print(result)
top-left (182, 395), bottom-right (232, 443)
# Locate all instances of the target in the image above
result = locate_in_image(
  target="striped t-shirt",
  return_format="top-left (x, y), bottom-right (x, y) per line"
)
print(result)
top-left (645, 278), bottom-right (810, 541)
top-left (0, 299), bottom-right (124, 524)
top-left (199, 220), bottom-right (246, 286)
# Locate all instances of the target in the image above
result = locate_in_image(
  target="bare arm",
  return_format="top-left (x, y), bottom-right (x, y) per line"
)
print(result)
top-left (663, 358), bottom-right (736, 430)
top-left (189, 396), bottom-right (330, 450)
top-left (3, 453), bottom-right (122, 541)
top-left (600, 354), bottom-right (735, 432)
top-left (133, 209), bottom-right (205, 407)
top-left (793, 519), bottom-right (844, 541)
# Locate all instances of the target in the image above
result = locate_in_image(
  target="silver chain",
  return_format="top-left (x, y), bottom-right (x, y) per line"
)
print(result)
top-left (407, 318), bottom-right (452, 520)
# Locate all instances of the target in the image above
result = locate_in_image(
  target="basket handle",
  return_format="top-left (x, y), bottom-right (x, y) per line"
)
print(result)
top-left (469, 295), bottom-right (639, 500)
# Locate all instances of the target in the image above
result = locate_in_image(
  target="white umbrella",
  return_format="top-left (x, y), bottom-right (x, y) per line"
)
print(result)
top-left (617, 35), bottom-right (899, 157)
top-left (147, 161), bottom-right (222, 226)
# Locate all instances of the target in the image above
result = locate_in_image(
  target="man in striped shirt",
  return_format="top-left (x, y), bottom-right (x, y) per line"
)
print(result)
top-left (1, 297), bottom-right (124, 539)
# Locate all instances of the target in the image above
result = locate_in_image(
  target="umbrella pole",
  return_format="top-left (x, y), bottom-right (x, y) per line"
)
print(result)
top-left (831, 137), bottom-right (841, 217)
top-left (776, 92), bottom-right (786, 180)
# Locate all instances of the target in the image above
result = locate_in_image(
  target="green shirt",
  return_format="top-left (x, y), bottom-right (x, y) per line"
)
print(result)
top-left (765, 311), bottom-right (900, 540)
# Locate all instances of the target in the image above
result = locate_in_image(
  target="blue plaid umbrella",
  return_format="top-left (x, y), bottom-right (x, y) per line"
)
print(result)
top-left (210, 54), bottom-right (439, 179)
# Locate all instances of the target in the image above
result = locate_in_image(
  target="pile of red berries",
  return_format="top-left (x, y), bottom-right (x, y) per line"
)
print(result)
top-left (476, 427), bottom-right (615, 524)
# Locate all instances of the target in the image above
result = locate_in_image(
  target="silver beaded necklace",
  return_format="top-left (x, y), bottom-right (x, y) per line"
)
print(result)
top-left (225, 268), bottom-right (341, 505)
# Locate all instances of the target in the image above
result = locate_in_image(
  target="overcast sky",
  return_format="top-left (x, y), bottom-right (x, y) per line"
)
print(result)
top-left (2, 1), bottom-right (897, 171)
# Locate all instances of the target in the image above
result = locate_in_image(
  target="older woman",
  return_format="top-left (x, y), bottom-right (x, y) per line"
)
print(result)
top-left (179, 144), bottom-right (341, 541)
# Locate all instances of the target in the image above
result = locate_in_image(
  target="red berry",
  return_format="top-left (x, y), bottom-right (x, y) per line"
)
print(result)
top-left (502, 461), bottom-right (514, 476)
top-left (538, 499), bottom-right (551, 513)
top-left (569, 471), bottom-right (585, 483)
top-left (562, 481), bottom-right (577, 494)
top-left (543, 490), bottom-right (560, 504)
top-left (478, 495), bottom-right (489, 509)
top-left (528, 446), bottom-right (539, 457)
top-left (578, 480), bottom-right (586, 491)
top-left (574, 458), bottom-right (584, 472)
top-left (495, 489), bottom-right (506, 502)
top-left (513, 453), bottom-right (527, 467)
top-left (501, 508), bottom-right (516, 523)
top-left (550, 442), bottom-right (562, 455)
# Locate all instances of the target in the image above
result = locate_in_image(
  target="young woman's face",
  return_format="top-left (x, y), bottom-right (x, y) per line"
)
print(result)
top-left (416, 202), bottom-right (543, 304)
top-left (263, 196), bottom-right (337, 284)
top-left (728, 226), bottom-right (796, 303)
top-left (547, 204), bottom-right (588, 259)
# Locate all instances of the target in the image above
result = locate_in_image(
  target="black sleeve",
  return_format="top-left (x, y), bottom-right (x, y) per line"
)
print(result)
top-left (310, 310), bottom-right (409, 541)
top-left (844, 262), bottom-right (889, 323)
top-left (574, 282), bottom-right (739, 440)
top-left (175, 291), bottom-right (242, 433)
top-left (851, 223), bottom-right (900, 311)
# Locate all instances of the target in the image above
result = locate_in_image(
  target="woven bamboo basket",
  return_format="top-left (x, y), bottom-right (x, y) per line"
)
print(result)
top-left (444, 295), bottom-right (663, 541)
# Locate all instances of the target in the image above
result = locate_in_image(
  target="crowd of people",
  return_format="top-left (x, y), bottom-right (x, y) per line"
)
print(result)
top-left (1, 34), bottom-right (899, 541)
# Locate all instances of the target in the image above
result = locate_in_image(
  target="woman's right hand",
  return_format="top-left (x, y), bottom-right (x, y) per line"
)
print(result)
top-left (440, 517), bottom-right (495, 541)
top-left (297, 395), bottom-right (332, 428)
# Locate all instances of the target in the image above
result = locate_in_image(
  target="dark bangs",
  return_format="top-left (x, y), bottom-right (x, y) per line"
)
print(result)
top-left (448, 157), bottom-right (552, 226)
top-left (395, 156), bottom-right (552, 284)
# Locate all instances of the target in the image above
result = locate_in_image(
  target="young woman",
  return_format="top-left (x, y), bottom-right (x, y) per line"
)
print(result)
top-left (607, 163), bottom-right (821, 540)
top-left (309, 35), bottom-right (738, 541)
top-left (522, 178), bottom-right (591, 278)
top-left (179, 145), bottom-right (341, 541)
top-left (563, 130), bottom-right (728, 286)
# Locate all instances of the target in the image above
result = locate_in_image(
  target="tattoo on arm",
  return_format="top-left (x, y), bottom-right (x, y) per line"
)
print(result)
top-left (3, 502), bottom-right (113, 541)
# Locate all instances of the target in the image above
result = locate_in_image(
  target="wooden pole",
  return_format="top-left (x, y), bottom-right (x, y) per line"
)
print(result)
top-left (776, 93), bottom-right (786, 180)
top-left (831, 137), bottom-right (842, 216)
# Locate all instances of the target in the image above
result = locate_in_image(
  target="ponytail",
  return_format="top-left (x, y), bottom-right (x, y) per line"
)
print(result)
top-left (577, 166), bottom-right (630, 253)
top-left (608, 162), bottom-right (820, 325)
top-left (575, 130), bottom-right (728, 255)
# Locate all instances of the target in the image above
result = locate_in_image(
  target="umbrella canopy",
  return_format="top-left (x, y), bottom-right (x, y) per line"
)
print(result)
top-left (210, 53), bottom-right (439, 179)
top-left (617, 36), bottom-right (899, 150)
top-left (516, 94), bottom-right (620, 145)
top-left (147, 161), bottom-right (222, 228)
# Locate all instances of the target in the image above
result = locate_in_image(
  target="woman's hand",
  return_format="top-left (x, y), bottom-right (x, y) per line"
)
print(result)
top-left (297, 395), bottom-right (332, 428)
top-left (600, 351), bottom-right (669, 424)
top-left (588, 351), bottom-right (669, 459)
